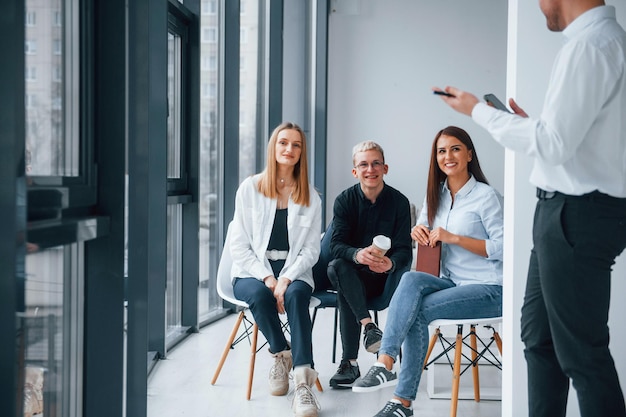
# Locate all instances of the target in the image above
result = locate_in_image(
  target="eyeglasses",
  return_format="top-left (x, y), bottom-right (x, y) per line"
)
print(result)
top-left (354, 160), bottom-right (385, 171)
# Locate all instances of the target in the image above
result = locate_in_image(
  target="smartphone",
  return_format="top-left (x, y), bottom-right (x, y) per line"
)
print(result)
top-left (433, 90), bottom-right (455, 98)
top-left (483, 93), bottom-right (511, 113)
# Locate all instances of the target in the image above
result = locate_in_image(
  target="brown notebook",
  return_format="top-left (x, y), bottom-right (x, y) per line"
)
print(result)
top-left (415, 242), bottom-right (441, 277)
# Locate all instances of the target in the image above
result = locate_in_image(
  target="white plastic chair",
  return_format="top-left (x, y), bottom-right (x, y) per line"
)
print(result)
top-left (422, 317), bottom-right (503, 417)
top-left (210, 222), bottom-right (322, 399)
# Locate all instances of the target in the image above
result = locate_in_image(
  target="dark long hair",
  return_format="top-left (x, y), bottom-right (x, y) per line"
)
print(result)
top-left (426, 126), bottom-right (489, 226)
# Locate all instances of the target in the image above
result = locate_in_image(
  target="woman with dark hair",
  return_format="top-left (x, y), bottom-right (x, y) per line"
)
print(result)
top-left (352, 126), bottom-right (503, 417)
top-left (229, 121), bottom-right (322, 417)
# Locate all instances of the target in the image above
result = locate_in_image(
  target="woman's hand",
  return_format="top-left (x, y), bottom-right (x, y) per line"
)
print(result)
top-left (264, 275), bottom-right (278, 291)
top-left (428, 227), bottom-right (455, 247)
top-left (411, 224), bottom-right (431, 246)
top-left (273, 277), bottom-right (291, 314)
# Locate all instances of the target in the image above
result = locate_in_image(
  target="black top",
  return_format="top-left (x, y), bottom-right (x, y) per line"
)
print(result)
top-left (330, 183), bottom-right (412, 273)
top-left (267, 208), bottom-right (289, 277)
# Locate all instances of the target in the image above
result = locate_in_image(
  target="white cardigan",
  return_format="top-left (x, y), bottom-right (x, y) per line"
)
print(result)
top-left (229, 174), bottom-right (322, 289)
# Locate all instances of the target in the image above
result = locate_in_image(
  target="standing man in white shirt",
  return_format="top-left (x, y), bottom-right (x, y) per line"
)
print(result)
top-left (435, 1), bottom-right (626, 417)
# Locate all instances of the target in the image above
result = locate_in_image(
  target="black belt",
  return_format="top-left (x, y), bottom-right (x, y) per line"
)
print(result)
top-left (536, 188), bottom-right (557, 199)
top-left (536, 188), bottom-right (625, 203)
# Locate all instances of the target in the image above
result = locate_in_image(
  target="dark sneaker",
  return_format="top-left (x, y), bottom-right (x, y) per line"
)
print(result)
top-left (373, 400), bottom-right (413, 417)
top-left (352, 363), bottom-right (398, 393)
top-left (363, 322), bottom-right (383, 353)
top-left (329, 359), bottom-right (360, 389)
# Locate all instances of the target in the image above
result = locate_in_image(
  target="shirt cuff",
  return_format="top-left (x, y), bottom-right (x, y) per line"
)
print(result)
top-left (352, 248), bottom-right (362, 264)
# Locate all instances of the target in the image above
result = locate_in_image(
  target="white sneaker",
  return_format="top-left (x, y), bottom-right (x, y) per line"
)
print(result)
top-left (292, 367), bottom-right (320, 417)
top-left (269, 349), bottom-right (292, 396)
top-left (292, 383), bottom-right (320, 417)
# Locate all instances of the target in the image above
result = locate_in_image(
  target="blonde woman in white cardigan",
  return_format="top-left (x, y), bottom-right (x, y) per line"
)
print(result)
top-left (229, 122), bottom-right (322, 417)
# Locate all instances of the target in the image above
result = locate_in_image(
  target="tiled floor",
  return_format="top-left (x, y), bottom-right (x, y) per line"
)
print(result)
top-left (147, 307), bottom-right (502, 417)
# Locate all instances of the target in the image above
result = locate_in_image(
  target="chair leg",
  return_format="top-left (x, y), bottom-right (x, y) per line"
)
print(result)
top-left (493, 330), bottom-right (503, 355)
top-left (315, 377), bottom-right (323, 392)
top-left (212, 311), bottom-right (245, 385)
top-left (332, 307), bottom-right (338, 363)
top-left (423, 328), bottom-right (441, 369)
top-left (470, 325), bottom-right (480, 402)
top-left (246, 323), bottom-right (259, 400)
top-left (311, 307), bottom-right (319, 328)
top-left (450, 325), bottom-right (464, 417)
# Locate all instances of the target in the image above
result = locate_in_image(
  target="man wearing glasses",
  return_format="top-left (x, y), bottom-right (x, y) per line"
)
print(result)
top-left (327, 141), bottom-right (412, 389)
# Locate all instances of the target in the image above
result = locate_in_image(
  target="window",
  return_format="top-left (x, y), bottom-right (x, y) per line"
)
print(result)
top-left (26, 66), bottom-right (37, 82)
top-left (201, 55), bottom-right (217, 71)
top-left (53, 39), bottom-right (62, 55)
top-left (201, 27), bottom-right (217, 43)
top-left (25, 11), bottom-right (36, 26)
top-left (25, 0), bottom-right (80, 178)
top-left (53, 11), bottom-right (62, 26)
top-left (201, 0), bottom-right (216, 15)
top-left (238, 1), bottom-right (260, 181)
top-left (198, 1), bottom-right (221, 322)
top-left (25, 40), bottom-right (37, 55)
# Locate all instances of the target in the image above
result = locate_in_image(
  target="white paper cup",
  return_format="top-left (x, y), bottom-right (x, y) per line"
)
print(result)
top-left (372, 235), bottom-right (391, 256)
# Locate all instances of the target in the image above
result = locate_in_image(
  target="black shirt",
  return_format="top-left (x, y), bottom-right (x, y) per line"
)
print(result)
top-left (330, 182), bottom-right (412, 273)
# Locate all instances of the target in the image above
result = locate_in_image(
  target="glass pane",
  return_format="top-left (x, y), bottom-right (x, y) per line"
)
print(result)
top-left (21, 245), bottom-right (83, 417)
top-left (167, 32), bottom-right (182, 179)
top-left (198, 2), bottom-right (220, 321)
top-left (25, 0), bottom-right (79, 177)
top-left (166, 204), bottom-right (183, 337)
top-left (238, 0), bottom-right (259, 181)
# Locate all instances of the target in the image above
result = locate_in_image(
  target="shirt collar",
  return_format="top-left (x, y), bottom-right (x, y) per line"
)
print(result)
top-left (563, 5), bottom-right (615, 41)
top-left (442, 174), bottom-right (477, 198)
top-left (357, 182), bottom-right (387, 202)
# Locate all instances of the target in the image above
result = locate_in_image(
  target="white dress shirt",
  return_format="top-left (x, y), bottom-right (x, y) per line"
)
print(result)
top-left (472, 5), bottom-right (626, 198)
top-left (229, 174), bottom-right (322, 288)
top-left (417, 175), bottom-right (504, 286)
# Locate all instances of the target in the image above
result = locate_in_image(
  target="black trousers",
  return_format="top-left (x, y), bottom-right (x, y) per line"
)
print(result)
top-left (521, 190), bottom-right (626, 417)
top-left (327, 258), bottom-right (389, 360)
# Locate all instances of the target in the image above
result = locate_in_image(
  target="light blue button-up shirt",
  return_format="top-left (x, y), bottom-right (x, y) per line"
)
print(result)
top-left (416, 175), bottom-right (504, 286)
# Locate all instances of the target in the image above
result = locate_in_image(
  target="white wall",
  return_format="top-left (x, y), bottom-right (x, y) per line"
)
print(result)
top-left (327, 1), bottom-right (626, 416)
top-left (326, 0), bottom-right (507, 218)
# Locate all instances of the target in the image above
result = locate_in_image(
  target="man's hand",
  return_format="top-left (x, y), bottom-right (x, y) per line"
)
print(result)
top-left (356, 246), bottom-right (393, 273)
top-left (432, 86), bottom-right (479, 116)
top-left (433, 86), bottom-right (529, 119)
top-left (509, 98), bottom-right (529, 117)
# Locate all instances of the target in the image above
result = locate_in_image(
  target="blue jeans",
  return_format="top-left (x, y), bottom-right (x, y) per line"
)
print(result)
top-left (522, 192), bottom-right (626, 417)
top-left (233, 278), bottom-right (314, 368)
top-left (379, 271), bottom-right (502, 401)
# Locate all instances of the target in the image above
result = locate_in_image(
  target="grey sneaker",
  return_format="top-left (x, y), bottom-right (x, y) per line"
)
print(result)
top-left (269, 350), bottom-right (292, 396)
top-left (329, 359), bottom-right (360, 389)
top-left (363, 322), bottom-right (383, 353)
top-left (353, 363), bottom-right (398, 393)
top-left (373, 400), bottom-right (413, 417)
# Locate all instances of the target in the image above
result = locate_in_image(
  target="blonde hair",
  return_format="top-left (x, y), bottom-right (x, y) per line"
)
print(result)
top-left (257, 122), bottom-right (311, 206)
top-left (352, 140), bottom-right (385, 166)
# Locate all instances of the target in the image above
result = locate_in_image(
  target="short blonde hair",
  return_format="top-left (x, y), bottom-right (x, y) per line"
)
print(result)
top-left (352, 141), bottom-right (385, 166)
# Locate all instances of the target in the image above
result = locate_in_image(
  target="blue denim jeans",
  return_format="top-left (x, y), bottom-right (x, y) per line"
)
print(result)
top-left (233, 278), bottom-right (314, 368)
top-left (379, 271), bottom-right (502, 401)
